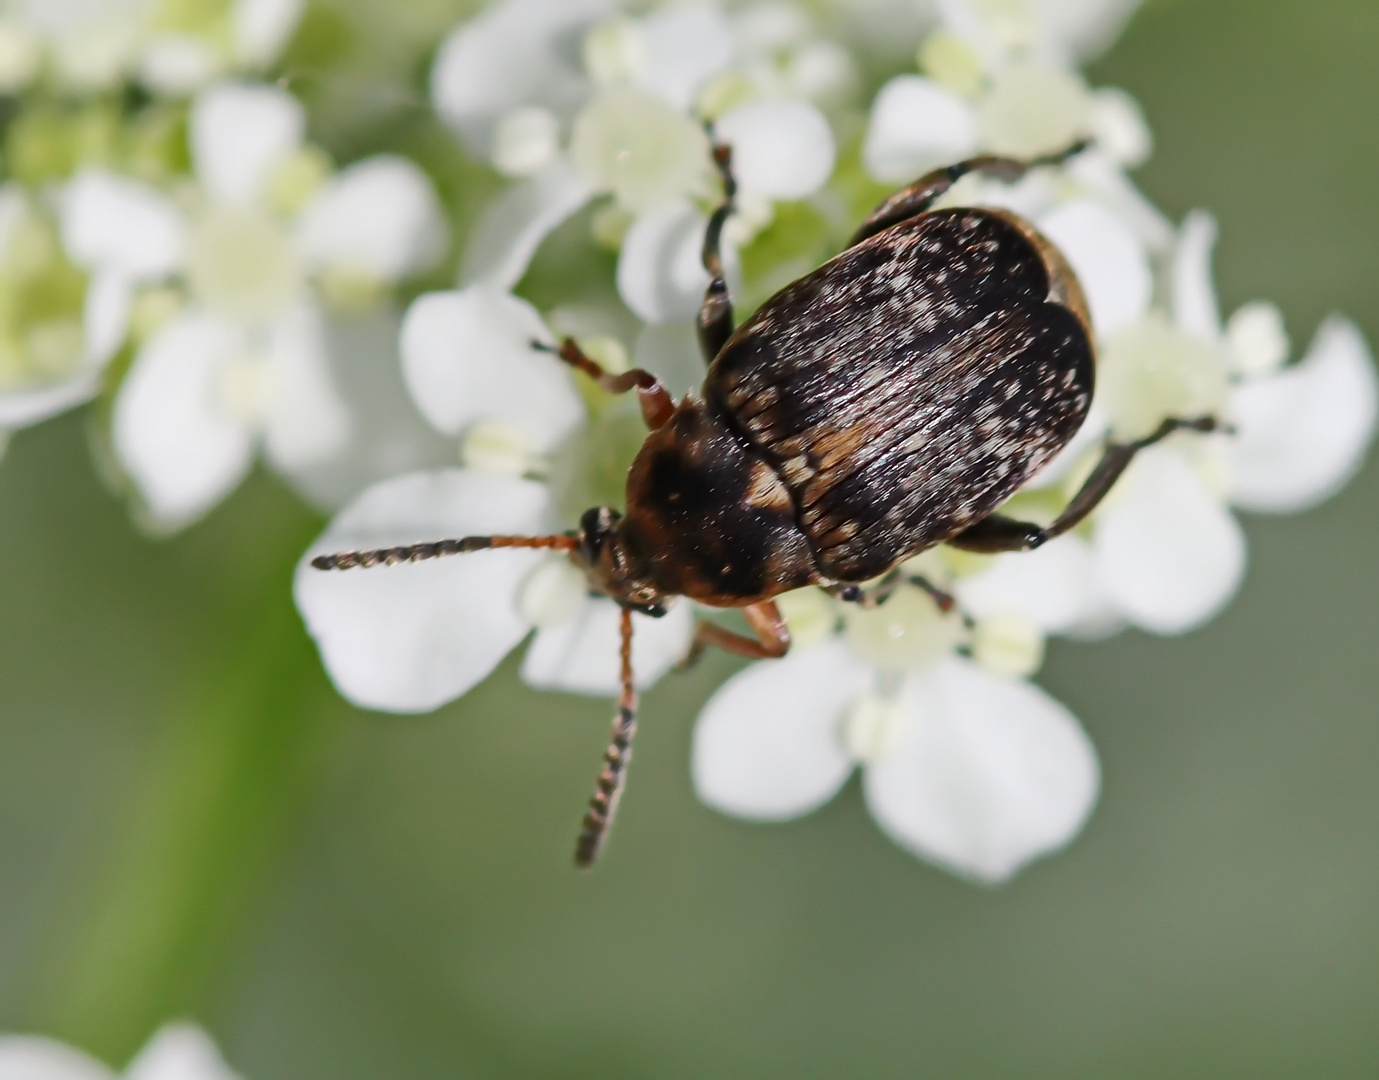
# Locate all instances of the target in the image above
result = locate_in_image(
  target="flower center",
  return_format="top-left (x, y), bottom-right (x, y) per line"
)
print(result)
top-left (0, 208), bottom-right (88, 392)
top-left (187, 207), bottom-right (301, 324)
top-left (1099, 313), bottom-right (1230, 442)
top-left (218, 352), bottom-right (277, 424)
top-left (460, 419), bottom-right (540, 477)
top-left (979, 63), bottom-right (1090, 159)
top-left (844, 586), bottom-right (963, 671)
top-left (569, 89), bottom-right (712, 212)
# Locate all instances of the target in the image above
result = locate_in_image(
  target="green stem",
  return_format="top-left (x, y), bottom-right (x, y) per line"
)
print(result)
top-left (28, 579), bottom-right (336, 1063)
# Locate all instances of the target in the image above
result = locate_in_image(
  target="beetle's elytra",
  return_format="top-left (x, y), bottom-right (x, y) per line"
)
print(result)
top-left (314, 140), bottom-right (1217, 867)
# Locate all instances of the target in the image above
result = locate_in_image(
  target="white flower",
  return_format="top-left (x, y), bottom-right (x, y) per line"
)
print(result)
top-left (863, 0), bottom-right (1168, 263)
top-left (0, 0), bottom-right (303, 94)
top-left (0, 184), bottom-right (132, 432)
top-left (294, 286), bottom-right (694, 713)
top-left (58, 80), bottom-right (446, 528)
top-left (433, 0), bottom-right (838, 323)
top-left (983, 211), bottom-right (1377, 637)
top-left (0, 1023), bottom-right (242, 1080)
top-left (692, 583), bottom-right (1099, 883)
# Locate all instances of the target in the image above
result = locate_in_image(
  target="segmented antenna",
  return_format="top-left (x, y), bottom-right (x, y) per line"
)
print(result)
top-left (575, 607), bottom-right (638, 869)
top-left (311, 534), bottom-right (576, 571)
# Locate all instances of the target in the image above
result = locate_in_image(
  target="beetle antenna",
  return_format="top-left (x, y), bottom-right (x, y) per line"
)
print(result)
top-left (575, 607), bottom-right (638, 869)
top-left (311, 534), bottom-right (577, 571)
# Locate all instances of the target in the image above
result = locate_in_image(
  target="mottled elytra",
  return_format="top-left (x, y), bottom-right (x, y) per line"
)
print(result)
top-left (314, 140), bottom-right (1218, 867)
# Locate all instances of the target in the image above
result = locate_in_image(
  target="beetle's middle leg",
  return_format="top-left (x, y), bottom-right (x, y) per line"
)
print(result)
top-left (696, 134), bottom-right (737, 362)
top-left (850, 142), bottom-right (1089, 246)
top-left (680, 600), bottom-right (789, 668)
top-left (532, 338), bottom-right (674, 429)
top-left (948, 415), bottom-right (1222, 554)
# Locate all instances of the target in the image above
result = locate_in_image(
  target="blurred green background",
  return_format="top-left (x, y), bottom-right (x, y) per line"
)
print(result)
top-left (2, 0), bottom-right (1378, 1076)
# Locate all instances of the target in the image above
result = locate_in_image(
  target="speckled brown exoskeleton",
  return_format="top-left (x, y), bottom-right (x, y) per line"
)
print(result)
top-left (313, 139), bottom-right (1217, 867)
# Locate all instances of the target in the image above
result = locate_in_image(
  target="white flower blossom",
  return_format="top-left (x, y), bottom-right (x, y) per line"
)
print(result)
top-left (693, 580), bottom-right (1099, 883)
top-left (432, 0), bottom-right (838, 322)
top-left (1031, 212), bottom-right (1376, 635)
top-left (0, 0), bottom-right (303, 94)
top-left (0, 1023), bottom-right (243, 1080)
top-left (0, 183), bottom-right (130, 433)
top-left (295, 286), bottom-right (694, 713)
top-left (58, 80), bottom-right (447, 528)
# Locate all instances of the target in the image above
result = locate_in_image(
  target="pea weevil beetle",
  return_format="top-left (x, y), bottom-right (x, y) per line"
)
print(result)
top-left (313, 139), bottom-right (1218, 867)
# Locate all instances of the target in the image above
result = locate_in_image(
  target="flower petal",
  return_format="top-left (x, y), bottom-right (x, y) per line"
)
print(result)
top-left (1227, 316), bottom-right (1378, 513)
top-left (617, 200), bottom-right (711, 324)
top-left (636, 5), bottom-right (734, 111)
top-left (400, 287), bottom-right (584, 451)
top-left (862, 75), bottom-right (977, 185)
top-left (714, 100), bottom-right (836, 201)
top-left (260, 302), bottom-right (352, 475)
top-left (955, 535), bottom-right (1115, 636)
top-left (1171, 209), bottom-right (1223, 340)
top-left (521, 596), bottom-right (693, 695)
top-left (83, 270), bottom-right (134, 367)
top-left (233, 0), bottom-right (304, 67)
top-left (1037, 199), bottom-right (1150, 339)
top-left (279, 307), bottom-right (454, 511)
top-left (0, 373), bottom-right (101, 430)
top-left (190, 81), bottom-right (306, 207)
top-left (0, 1036), bottom-right (112, 1080)
top-left (864, 655), bottom-right (1099, 884)
top-left (294, 155), bottom-right (447, 281)
top-left (59, 169), bottom-right (186, 277)
top-left (431, 0), bottom-right (609, 155)
top-left (112, 313), bottom-right (254, 528)
top-left (296, 469), bottom-right (550, 712)
top-left (125, 1025), bottom-right (240, 1080)
top-left (1064, 148), bottom-right (1175, 253)
top-left (692, 639), bottom-right (869, 821)
top-left (1093, 446), bottom-right (1246, 634)
top-left (459, 158), bottom-right (592, 291)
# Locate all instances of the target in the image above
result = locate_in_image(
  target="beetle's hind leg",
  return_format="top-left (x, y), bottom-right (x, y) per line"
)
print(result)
top-left (948, 415), bottom-right (1222, 554)
top-left (575, 607), bottom-right (640, 868)
top-left (696, 130), bottom-right (737, 362)
top-left (850, 142), bottom-right (1090, 247)
top-left (679, 600), bottom-right (790, 668)
top-left (531, 338), bottom-right (675, 430)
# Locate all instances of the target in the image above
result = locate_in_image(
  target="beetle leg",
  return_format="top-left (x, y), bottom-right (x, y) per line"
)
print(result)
top-left (697, 134), bottom-right (737, 362)
top-left (829, 574), bottom-right (974, 627)
top-left (680, 600), bottom-right (790, 668)
top-left (575, 607), bottom-right (639, 868)
top-left (532, 338), bottom-right (675, 429)
top-left (948, 415), bottom-right (1222, 553)
top-left (849, 142), bottom-right (1090, 247)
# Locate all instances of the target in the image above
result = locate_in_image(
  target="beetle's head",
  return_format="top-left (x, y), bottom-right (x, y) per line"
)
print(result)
top-left (571, 506), bottom-right (667, 617)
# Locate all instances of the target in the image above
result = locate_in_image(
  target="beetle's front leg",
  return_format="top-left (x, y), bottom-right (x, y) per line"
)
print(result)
top-left (532, 338), bottom-right (675, 430)
top-left (949, 415), bottom-right (1222, 553)
top-left (697, 135), bottom-right (737, 363)
top-left (680, 600), bottom-right (789, 668)
top-left (850, 142), bottom-right (1090, 247)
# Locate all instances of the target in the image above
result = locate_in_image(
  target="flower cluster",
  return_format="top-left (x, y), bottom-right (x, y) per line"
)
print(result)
top-left (0, 0), bottom-right (302, 95)
top-left (1, 0), bottom-right (1373, 883)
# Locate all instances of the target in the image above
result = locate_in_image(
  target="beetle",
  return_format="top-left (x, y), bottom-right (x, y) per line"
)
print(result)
top-left (312, 139), bottom-right (1216, 867)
